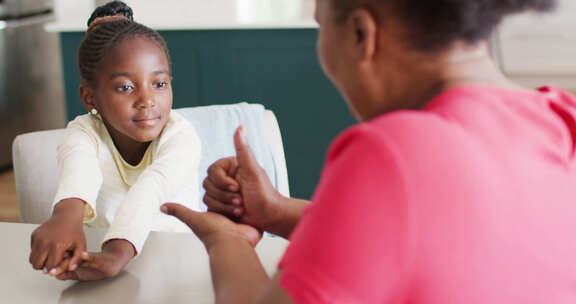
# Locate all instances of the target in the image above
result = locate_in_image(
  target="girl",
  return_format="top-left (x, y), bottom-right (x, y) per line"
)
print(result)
top-left (29, 1), bottom-right (201, 281)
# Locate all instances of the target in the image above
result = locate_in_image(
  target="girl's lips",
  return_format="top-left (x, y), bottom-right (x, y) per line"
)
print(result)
top-left (132, 117), bottom-right (159, 127)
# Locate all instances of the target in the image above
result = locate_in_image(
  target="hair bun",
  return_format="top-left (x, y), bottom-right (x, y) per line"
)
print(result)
top-left (87, 1), bottom-right (134, 28)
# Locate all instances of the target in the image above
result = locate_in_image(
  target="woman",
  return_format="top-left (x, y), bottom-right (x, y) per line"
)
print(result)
top-left (163, 0), bottom-right (576, 302)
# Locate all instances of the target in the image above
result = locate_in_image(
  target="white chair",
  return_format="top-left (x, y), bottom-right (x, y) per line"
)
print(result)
top-left (12, 103), bottom-right (289, 224)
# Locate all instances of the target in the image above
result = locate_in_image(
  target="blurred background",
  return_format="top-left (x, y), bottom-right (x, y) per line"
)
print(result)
top-left (1, 0), bottom-right (575, 222)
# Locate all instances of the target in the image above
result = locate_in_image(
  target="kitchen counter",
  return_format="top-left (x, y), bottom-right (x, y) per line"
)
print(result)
top-left (48, 0), bottom-right (316, 32)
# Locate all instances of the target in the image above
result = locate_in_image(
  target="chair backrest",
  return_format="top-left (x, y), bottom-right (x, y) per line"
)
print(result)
top-left (13, 103), bottom-right (289, 223)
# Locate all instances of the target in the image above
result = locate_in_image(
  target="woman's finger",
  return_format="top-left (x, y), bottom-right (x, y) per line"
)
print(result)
top-left (204, 194), bottom-right (244, 218)
top-left (203, 178), bottom-right (242, 206)
top-left (234, 126), bottom-right (262, 178)
top-left (206, 159), bottom-right (240, 192)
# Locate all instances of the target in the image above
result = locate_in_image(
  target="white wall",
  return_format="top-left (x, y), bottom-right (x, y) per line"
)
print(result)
top-left (52, 0), bottom-right (94, 29)
top-left (498, 0), bottom-right (576, 90)
top-left (51, 0), bottom-right (315, 30)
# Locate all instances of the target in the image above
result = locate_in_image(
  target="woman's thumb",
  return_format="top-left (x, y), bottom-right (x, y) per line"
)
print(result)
top-left (233, 126), bottom-right (259, 171)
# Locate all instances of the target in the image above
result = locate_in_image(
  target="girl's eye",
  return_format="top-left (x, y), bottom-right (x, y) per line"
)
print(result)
top-left (116, 84), bottom-right (134, 92)
top-left (154, 81), bottom-right (168, 89)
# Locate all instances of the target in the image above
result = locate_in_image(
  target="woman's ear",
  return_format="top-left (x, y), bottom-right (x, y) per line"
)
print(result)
top-left (79, 84), bottom-right (97, 113)
top-left (349, 8), bottom-right (378, 62)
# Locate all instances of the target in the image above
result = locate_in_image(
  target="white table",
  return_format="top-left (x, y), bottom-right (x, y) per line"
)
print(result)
top-left (0, 222), bottom-right (288, 303)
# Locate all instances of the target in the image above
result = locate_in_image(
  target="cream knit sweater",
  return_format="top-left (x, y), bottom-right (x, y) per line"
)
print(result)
top-left (51, 111), bottom-right (201, 253)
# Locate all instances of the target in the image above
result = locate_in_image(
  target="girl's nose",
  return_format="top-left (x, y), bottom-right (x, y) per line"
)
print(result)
top-left (135, 91), bottom-right (155, 109)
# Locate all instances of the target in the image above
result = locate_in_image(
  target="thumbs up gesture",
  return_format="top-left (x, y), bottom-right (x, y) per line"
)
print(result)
top-left (203, 126), bottom-right (307, 238)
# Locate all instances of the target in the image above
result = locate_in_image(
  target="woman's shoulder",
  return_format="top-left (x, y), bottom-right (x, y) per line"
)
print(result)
top-left (336, 110), bottom-right (452, 145)
top-left (326, 110), bottom-right (464, 168)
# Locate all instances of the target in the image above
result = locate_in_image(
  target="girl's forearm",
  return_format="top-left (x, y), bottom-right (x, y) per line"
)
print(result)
top-left (208, 237), bottom-right (269, 304)
top-left (52, 198), bottom-right (86, 222)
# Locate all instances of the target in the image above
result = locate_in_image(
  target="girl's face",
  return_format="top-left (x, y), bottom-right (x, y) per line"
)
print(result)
top-left (90, 36), bottom-right (172, 145)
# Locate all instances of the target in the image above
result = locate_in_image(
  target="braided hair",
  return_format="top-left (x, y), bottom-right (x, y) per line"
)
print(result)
top-left (78, 1), bottom-right (171, 87)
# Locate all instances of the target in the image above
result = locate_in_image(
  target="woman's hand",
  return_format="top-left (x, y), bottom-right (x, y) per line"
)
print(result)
top-left (161, 203), bottom-right (262, 250)
top-left (29, 198), bottom-right (86, 273)
top-left (203, 127), bottom-right (291, 233)
top-left (203, 126), bottom-right (308, 238)
top-left (50, 239), bottom-right (135, 281)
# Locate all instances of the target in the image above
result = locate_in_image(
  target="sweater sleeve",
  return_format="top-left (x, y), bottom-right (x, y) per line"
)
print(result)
top-left (52, 124), bottom-right (102, 223)
top-left (102, 120), bottom-right (202, 254)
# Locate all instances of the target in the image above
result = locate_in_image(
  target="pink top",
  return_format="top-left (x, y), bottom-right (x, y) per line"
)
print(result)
top-left (278, 86), bottom-right (576, 303)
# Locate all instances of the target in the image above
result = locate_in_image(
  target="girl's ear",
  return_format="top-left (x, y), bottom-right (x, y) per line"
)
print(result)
top-left (79, 84), bottom-right (97, 113)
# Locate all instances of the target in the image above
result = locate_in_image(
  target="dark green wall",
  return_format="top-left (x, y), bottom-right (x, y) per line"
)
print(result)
top-left (60, 29), bottom-right (355, 200)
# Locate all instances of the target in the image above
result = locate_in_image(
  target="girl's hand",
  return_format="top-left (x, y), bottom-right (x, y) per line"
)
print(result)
top-left (52, 252), bottom-right (124, 281)
top-left (161, 203), bottom-right (262, 250)
top-left (29, 199), bottom-right (86, 273)
top-left (50, 239), bottom-right (135, 281)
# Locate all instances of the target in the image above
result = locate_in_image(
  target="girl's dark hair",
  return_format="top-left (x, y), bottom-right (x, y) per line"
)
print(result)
top-left (78, 1), bottom-right (171, 86)
top-left (332, 0), bottom-right (556, 52)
